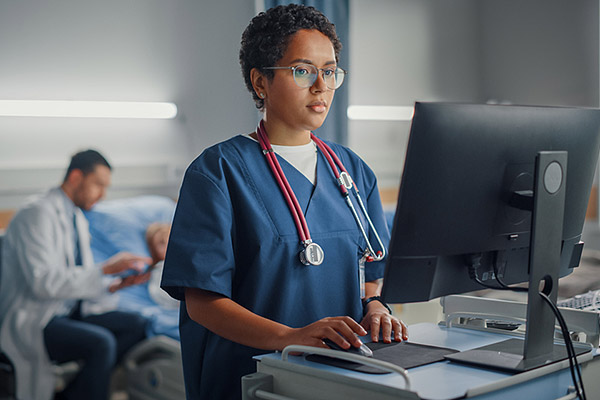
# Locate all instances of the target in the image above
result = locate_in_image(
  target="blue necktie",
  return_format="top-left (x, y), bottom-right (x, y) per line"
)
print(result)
top-left (73, 212), bottom-right (82, 266)
top-left (71, 211), bottom-right (83, 319)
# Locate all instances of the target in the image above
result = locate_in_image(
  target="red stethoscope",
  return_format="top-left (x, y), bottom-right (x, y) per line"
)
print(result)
top-left (256, 120), bottom-right (386, 279)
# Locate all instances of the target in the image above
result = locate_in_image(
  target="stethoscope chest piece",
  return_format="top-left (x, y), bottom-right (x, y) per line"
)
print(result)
top-left (256, 120), bottom-right (386, 268)
top-left (299, 242), bottom-right (324, 266)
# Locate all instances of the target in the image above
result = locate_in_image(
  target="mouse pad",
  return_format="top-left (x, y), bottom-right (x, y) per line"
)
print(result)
top-left (305, 341), bottom-right (459, 374)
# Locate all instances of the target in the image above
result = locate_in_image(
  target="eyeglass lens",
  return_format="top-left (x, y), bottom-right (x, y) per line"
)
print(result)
top-left (293, 64), bottom-right (345, 89)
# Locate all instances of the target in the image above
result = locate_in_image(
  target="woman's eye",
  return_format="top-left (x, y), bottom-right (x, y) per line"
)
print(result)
top-left (323, 69), bottom-right (335, 77)
top-left (295, 67), bottom-right (310, 76)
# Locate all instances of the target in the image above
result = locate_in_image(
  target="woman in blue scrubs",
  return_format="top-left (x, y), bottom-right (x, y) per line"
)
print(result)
top-left (161, 4), bottom-right (408, 399)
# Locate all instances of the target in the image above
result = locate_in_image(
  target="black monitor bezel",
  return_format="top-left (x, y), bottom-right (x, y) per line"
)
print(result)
top-left (381, 102), bottom-right (600, 305)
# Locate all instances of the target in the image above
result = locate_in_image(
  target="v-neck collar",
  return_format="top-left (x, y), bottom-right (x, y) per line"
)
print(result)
top-left (229, 135), bottom-right (364, 240)
top-left (276, 149), bottom-right (335, 218)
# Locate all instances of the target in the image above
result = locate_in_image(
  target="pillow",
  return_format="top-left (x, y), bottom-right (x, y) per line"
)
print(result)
top-left (83, 195), bottom-right (180, 340)
top-left (84, 195), bottom-right (176, 262)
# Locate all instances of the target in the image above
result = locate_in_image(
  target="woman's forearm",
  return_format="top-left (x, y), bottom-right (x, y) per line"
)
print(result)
top-left (364, 279), bottom-right (382, 298)
top-left (185, 287), bottom-right (293, 351)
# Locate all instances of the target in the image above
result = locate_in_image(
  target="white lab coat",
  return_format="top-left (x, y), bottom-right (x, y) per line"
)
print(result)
top-left (0, 188), bottom-right (109, 400)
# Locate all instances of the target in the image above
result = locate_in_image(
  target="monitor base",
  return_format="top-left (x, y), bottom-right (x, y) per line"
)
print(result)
top-left (445, 338), bottom-right (592, 373)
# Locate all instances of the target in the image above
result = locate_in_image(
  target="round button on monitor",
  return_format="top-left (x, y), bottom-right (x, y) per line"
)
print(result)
top-left (543, 161), bottom-right (563, 194)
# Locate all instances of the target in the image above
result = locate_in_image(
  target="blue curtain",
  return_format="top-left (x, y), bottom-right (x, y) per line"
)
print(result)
top-left (263, 0), bottom-right (349, 145)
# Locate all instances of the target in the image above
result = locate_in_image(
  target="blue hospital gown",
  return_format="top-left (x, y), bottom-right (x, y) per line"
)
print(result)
top-left (161, 134), bottom-right (390, 399)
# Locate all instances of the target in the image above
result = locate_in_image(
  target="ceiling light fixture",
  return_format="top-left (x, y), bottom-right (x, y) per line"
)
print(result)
top-left (0, 100), bottom-right (178, 119)
top-left (347, 105), bottom-right (414, 121)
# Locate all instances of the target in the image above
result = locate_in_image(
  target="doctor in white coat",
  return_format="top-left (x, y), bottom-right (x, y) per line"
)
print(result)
top-left (0, 149), bottom-right (151, 400)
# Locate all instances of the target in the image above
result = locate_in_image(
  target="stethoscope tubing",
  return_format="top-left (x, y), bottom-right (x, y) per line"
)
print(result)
top-left (312, 134), bottom-right (386, 262)
top-left (353, 191), bottom-right (387, 261)
top-left (257, 121), bottom-right (310, 244)
top-left (256, 120), bottom-right (386, 261)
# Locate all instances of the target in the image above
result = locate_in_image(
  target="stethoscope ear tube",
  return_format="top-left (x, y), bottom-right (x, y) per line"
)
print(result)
top-left (311, 134), bottom-right (386, 262)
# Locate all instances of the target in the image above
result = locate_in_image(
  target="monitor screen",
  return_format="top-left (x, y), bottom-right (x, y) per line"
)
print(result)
top-left (382, 102), bottom-right (600, 304)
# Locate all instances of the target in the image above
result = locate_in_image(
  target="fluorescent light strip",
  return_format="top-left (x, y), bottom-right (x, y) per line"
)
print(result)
top-left (0, 100), bottom-right (178, 119)
top-left (347, 105), bottom-right (414, 121)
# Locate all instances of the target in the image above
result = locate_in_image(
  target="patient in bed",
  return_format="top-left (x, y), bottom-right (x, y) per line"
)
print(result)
top-left (83, 195), bottom-right (180, 340)
top-left (145, 222), bottom-right (180, 310)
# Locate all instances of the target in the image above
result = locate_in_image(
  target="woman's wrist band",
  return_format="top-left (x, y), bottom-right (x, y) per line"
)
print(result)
top-left (362, 296), bottom-right (392, 316)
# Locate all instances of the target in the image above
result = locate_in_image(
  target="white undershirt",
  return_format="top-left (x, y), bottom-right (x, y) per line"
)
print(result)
top-left (243, 134), bottom-right (318, 185)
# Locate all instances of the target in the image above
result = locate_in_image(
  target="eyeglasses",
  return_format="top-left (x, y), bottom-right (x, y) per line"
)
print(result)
top-left (263, 64), bottom-right (347, 90)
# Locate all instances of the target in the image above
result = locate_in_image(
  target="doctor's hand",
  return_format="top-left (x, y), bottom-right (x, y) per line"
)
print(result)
top-left (108, 272), bottom-right (151, 293)
top-left (360, 302), bottom-right (408, 343)
top-left (278, 316), bottom-right (367, 351)
top-left (101, 252), bottom-right (152, 276)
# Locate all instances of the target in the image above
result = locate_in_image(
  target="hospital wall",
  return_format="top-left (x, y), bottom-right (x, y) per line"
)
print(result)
top-left (0, 0), bottom-right (598, 213)
top-left (0, 1), bottom-right (258, 210)
top-left (348, 0), bottom-right (599, 193)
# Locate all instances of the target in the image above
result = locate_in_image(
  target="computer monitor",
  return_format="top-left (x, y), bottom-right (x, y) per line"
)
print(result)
top-left (381, 102), bottom-right (600, 372)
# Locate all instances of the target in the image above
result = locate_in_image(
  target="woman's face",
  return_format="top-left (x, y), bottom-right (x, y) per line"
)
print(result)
top-left (259, 29), bottom-right (337, 142)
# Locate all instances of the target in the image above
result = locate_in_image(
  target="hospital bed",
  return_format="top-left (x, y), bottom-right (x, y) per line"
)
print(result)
top-left (84, 195), bottom-right (185, 398)
top-left (0, 197), bottom-right (186, 398)
top-left (123, 335), bottom-right (185, 400)
top-left (84, 195), bottom-right (179, 339)
top-left (40, 335), bottom-right (184, 400)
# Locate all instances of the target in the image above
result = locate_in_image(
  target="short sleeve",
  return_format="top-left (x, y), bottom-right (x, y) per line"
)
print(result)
top-left (160, 165), bottom-right (235, 301)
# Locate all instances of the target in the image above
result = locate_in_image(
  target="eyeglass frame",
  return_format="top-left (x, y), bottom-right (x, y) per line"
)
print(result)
top-left (262, 63), bottom-right (347, 90)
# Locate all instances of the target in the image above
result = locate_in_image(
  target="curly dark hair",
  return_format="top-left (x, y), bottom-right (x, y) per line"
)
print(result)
top-left (239, 4), bottom-right (342, 110)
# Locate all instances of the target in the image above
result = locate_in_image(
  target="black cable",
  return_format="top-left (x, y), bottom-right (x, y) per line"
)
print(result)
top-left (539, 292), bottom-right (587, 400)
top-left (468, 258), bottom-right (586, 400)
top-left (494, 272), bottom-right (586, 399)
top-left (497, 268), bottom-right (586, 399)
top-left (468, 254), bottom-right (509, 291)
top-left (467, 257), bottom-right (527, 292)
top-left (473, 275), bottom-right (506, 290)
top-left (492, 261), bottom-right (528, 293)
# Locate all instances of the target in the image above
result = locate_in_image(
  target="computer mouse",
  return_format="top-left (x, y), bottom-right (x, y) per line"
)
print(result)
top-left (322, 338), bottom-right (373, 358)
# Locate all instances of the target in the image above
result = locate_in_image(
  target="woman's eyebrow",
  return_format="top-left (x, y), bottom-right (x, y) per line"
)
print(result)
top-left (289, 58), bottom-right (313, 64)
top-left (289, 58), bottom-right (337, 66)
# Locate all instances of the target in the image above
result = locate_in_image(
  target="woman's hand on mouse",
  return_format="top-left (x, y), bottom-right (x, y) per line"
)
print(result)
top-left (277, 316), bottom-right (366, 351)
top-left (360, 302), bottom-right (408, 343)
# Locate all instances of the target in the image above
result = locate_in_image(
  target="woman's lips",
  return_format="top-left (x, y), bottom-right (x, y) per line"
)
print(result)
top-left (308, 101), bottom-right (327, 113)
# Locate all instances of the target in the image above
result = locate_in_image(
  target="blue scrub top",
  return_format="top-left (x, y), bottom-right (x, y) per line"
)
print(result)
top-left (161, 135), bottom-right (390, 400)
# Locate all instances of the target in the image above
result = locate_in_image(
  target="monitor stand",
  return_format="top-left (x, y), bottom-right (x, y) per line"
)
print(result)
top-left (446, 151), bottom-right (591, 373)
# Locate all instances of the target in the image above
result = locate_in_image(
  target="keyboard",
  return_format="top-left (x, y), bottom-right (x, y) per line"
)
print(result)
top-left (558, 290), bottom-right (600, 311)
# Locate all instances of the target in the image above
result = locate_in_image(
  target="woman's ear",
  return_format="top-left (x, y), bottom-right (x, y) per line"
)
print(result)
top-left (250, 68), bottom-right (267, 99)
